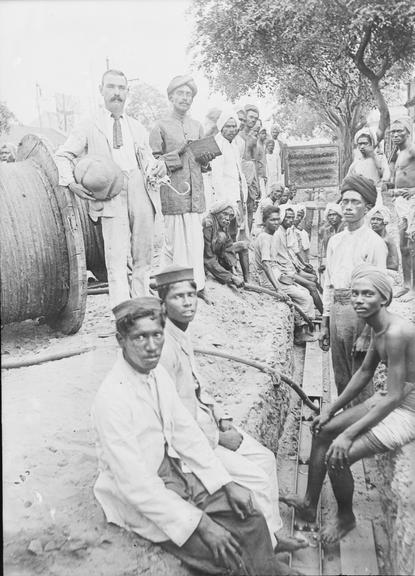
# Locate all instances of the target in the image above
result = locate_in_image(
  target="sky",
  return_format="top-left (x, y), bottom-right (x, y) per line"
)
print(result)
top-left (0, 0), bottom-right (267, 127)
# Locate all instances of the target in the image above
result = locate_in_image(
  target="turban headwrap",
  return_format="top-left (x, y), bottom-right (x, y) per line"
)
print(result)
top-left (152, 265), bottom-right (194, 289)
top-left (294, 203), bottom-right (306, 217)
top-left (367, 206), bottom-right (391, 225)
top-left (167, 75), bottom-right (197, 98)
top-left (244, 104), bottom-right (259, 115)
top-left (112, 296), bottom-right (161, 322)
top-left (217, 107), bottom-right (238, 132)
top-left (391, 117), bottom-right (411, 135)
top-left (324, 202), bottom-right (343, 221)
top-left (354, 127), bottom-right (375, 146)
top-left (279, 204), bottom-right (295, 223)
top-left (340, 175), bottom-right (377, 206)
top-left (351, 264), bottom-right (393, 307)
top-left (209, 200), bottom-right (235, 215)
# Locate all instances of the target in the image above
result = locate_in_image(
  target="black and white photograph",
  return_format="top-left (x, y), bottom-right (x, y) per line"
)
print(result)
top-left (1, 1), bottom-right (414, 575)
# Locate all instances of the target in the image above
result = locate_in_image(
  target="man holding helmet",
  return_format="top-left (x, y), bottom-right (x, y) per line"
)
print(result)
top-left (55, 69), bottom-right (166, 307)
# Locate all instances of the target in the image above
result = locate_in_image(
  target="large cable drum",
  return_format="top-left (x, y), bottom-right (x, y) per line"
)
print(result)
top-left (73, 195), bottom-right (107, 282)
top-left (0, 134), bottom-right (87, 334)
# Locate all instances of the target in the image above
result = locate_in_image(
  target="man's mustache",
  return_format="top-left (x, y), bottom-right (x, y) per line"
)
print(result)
top-left (111, 96), bottom-right (123, 102)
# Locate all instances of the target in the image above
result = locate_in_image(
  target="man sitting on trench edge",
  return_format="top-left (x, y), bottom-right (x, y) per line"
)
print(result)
top-left (91, 296), bottom-right (296, 575)
top-left (154, 265), bottom-right (308, 572)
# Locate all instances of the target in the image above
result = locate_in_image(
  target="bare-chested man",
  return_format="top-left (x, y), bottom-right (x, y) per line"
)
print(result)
top-left (390, 117), bottom-right (415, 299)
top-left (281, 265), bottom-right (415, 544)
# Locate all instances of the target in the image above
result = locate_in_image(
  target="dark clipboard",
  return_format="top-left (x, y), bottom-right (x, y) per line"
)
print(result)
top-left (188, 136), bottom-right (222, 161)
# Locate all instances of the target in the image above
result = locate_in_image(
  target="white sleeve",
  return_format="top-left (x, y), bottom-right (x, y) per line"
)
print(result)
top-left (54, 119), bottom-right (89, 186)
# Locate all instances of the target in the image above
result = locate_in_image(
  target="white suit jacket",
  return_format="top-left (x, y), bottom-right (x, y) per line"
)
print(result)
top-left (91, 355), bottom-right (232, 546)
top-left (55, 109), bottom-right (161, 218)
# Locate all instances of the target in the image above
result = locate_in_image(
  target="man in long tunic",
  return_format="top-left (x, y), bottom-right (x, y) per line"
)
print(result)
top-left (320, 175), bottom-right (387, 397)
top-left (55, 69), bottom-right (166, 307)
top-left (92, 296), bottom-right (283, 575)
top-left (155, 266), bottom-right (309, 568)
top-left (150, 75), bottom-right (214, 297)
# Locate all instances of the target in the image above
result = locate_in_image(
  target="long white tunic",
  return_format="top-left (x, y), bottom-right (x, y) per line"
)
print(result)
top-left (209, 133), bottom-right (247, 206)
top-left (91, 355), bottom-right (232, 546)
top-left (322, 224), bottom-right (387, 315)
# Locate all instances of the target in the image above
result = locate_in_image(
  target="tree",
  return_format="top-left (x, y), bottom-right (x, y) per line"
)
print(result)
top-left (270, 97), bottom-right (331, 142)
top-left (0, 102), bottom-right (17, 136)
top-left (190, 0), bottom-right (415, 176)
top-left (126, 81), bottom-right (170, 130)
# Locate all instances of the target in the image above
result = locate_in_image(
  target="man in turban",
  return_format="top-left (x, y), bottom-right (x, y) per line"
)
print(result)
top-left (282, 265), bottom-right (415, 545)
top-left (233, 104), bottom-right (261, 232)
top-left (320, 175), bottom-right (387, 399)
top-left (92, 296), bottom-right (289, 575)
top-left (318, 203), bottom-right (344, 275)
top-left (202, 201), bottom-right (250, 287)
top-left (346, 128), bottom-right (390, 190)
top-left (388, 117), bottom-right (415, 300)
top-left (150, 75), bottom-right (216, 302)
top-left (368, 206), bottom-right (399, 272)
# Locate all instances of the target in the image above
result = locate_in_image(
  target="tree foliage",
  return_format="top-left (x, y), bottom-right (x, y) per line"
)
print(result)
top-left (126, 81), bottom-right (170, 130)
top-left (190, 0), bottom-right (415, 174)
top-left (0, 102), bottom-right (17, 136)
top-left (271, 97), bottom-right (331, 141)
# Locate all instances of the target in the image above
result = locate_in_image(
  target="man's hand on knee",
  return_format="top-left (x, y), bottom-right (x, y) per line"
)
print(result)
top-left (196, 513), bottom-right (243, 571)
top-left (219, 428), bottom-right (243, 451)
top-left (224, 481), bottom-right (256, 520)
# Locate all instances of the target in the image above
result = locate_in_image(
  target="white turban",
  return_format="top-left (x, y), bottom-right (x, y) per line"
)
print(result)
top-left (324, 202), bottom-right (343, 221)
top-left (354, 127), bottom-right (375, 146)
top-left (217, 107), bottom-right (238, 132)
top-left (368, 206), bottom-right (391, 225)
top-left (279, 204), bottom-right (295, 222)
top-left (294, 203), bottom-right (306, 217)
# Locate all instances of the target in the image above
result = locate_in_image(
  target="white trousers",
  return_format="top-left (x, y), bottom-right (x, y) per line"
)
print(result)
top-left (215, 429), bottom-right (283, 547)
top-left (160, 213), bottom-right (205, 290)
top-left (101, 171), bottom-right (155, 308)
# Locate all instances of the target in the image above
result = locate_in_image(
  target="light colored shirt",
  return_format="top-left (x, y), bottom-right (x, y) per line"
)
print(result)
top-left (323, 224), bottom-right (387, 315)
top-left (210, 133), bottom-right (247, 205)
top-left (254, 231), bottom-right (282, 283)
top-left (272, 225), bottom-right (300, 275)
top-left (91, 354), bottom-right (232, 546)
top-left (102, 110), bottom-right (137, 171)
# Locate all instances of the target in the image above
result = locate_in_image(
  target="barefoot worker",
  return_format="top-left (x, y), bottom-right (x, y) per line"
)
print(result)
top-left (254, 205), bottom-right (316, 345)
top-left (320, 175), bottom-right (387, 398)
top-left (91, 296), bottom-right (284, 575)
top-left (155, 265), bottom-right (308, 569)
top-left (282, 265), bottom-right (415, 544)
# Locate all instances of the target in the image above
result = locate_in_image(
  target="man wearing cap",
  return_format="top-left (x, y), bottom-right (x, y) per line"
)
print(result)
top-left (320, 175), bottom-right (387, 397)
top-left (155, 266), bottom-right (309, 563)
top-left (149, 75), bottom-right (215, 300)
top-left (233, 104), bottom-right (261, 232)
top-left (347, 128), bottom-right (390, 189)
top-left (92, 296), bottom-right (291, 575)
top-left (389, 117), bottom-right (415, 300)
top-left (55, 69), bottom-right (166, 307)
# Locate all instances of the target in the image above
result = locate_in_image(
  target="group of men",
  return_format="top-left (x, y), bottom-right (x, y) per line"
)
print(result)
top-left (53, 69), bottom-right (415, 574)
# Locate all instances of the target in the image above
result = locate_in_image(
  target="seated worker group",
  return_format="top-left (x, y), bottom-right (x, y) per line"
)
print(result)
top-left (282, 265), bottom-right (415, 544)
top-left (254, 205), bottom-right (316, 344)
top-left (92, 271), bottom-right (308, 576)
top-left (203, 201), bottom-right (250, 288)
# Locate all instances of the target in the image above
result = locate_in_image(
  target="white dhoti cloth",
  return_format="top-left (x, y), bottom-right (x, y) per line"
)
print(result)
top-left (161, 213), bottom-right (206, 290)
top-left (394, 196), bottom-right (415, 236)
top-left (215, 428), bottom-right (283, 547)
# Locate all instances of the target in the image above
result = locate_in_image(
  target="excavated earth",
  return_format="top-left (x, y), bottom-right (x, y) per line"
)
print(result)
top-left (3, 278), bottom-right (294, 576)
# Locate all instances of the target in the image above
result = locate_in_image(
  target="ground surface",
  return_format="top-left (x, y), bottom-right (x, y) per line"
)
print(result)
top-left (3, 278), bottom-right (292, 576)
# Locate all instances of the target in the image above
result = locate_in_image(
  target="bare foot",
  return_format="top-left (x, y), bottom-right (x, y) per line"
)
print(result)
top-left (274, 533), bottom-right (309, 553)
top-left (274, 557), bottom-right (304, 576)
top-left (394, 286), bottom-right (409, 299)
top-left (279, 494), bottom-right (317, 522)
top-left (399, 289), bottom-right (415, 303)
top-left (197, 289), bottom-right (212, 305)
top-left (320, 513), bottom-right (356, 545)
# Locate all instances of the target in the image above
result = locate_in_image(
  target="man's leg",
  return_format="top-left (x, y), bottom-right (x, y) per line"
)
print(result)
top-left (293, 274), bottom-right (323, 314)
top-left (281, 403), bottom-right (368, 522)
top-left (284, 283), bottom-right (315, 319)
top-left (100, 191), bottom-right (131, 308)
top-left (128, 170), bottom-right (155, 297)
top-left (330, 303), bottom-right (354, 395)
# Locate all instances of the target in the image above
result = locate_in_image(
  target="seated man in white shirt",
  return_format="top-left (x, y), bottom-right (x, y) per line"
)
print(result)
top-left (92, 296), bottom-right (293, 575)
top-left (155, 265), bottom-right (309, 563)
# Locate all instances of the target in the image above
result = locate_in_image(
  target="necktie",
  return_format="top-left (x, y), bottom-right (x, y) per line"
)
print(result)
top-left (112, 114), bottom-right (123, 149)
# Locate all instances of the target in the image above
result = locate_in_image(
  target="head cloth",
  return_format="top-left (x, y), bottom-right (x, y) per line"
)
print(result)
top-left (167, 75), bottom-right (197, 98)
top-left (340, 175), bottom-right (377, 206)
top-left (367, 205), bottom-right (391, 225)
top-left (391, 116), bottom-right (411, 134)
top-left (324, 202), bottom-right (343, 221)
top-left (217, 107), bottom-right (238, 132)
top-left (351, 264), bottom-right (393, 307)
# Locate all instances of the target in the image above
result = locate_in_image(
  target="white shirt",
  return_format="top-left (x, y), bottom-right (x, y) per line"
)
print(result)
top-left (103, 109), bottom-right (138, 172)
top-left (91, 354), bottom-right (232, 546)
top-left (322, 224), bottom-right (387, 315)
top-left (210, 133), bottom-right (247, 205)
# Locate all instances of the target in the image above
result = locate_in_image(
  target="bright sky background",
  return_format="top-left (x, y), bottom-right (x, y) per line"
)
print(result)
top-left (0, 0), bottom-right (268, 127)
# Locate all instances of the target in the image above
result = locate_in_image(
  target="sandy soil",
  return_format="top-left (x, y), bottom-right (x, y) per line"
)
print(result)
top-left (2, 278), bottom-right (291, 576)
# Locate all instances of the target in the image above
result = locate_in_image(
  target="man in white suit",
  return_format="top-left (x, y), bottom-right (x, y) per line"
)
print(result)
top-left (92, 296), bottom-right (287, 575)
top-left (55, 69), bottom-right (166, 307)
